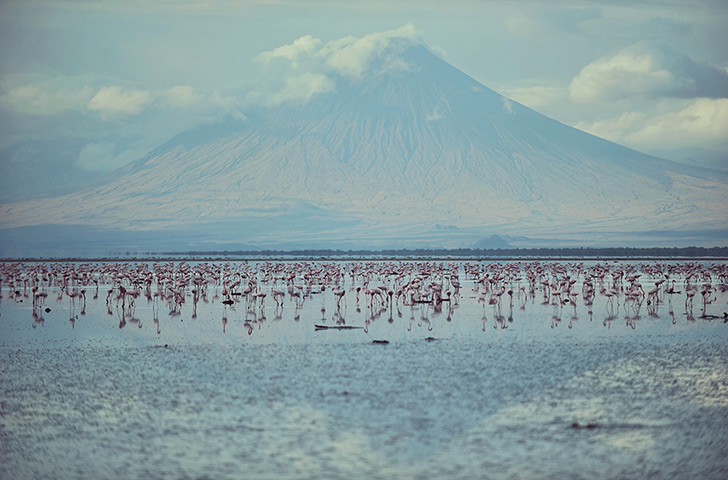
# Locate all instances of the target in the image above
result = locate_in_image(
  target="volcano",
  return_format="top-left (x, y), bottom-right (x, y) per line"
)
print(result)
top-left (0, 42), bottom-right (725, 256)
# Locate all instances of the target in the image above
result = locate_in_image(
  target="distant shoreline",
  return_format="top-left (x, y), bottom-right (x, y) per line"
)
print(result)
top-left (3, 246), bottom-right (728, 262)
top-left (3, 256), bottom-right (728, 263)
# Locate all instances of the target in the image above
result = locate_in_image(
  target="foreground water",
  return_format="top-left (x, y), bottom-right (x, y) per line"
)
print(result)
top-left (1, 260), bottom-right (727, 479)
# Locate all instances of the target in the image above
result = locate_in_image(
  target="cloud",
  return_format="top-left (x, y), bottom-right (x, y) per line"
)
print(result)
top-left (266, 73), bottom-right (335, 107)
top-left (500, 43), bottom-right (728, 160)
top-left (209, 91), bottom-right (247, 120)
top-left (88, 86), bottom-right (154, 117)
top-left (502, 97), bottom-right (514, 114)
top-left (499, 85), bottom-right (565, 109)
top-left (319, 23), bottom-right (420, 78)
top-left (161, 85), bottom-right (204, 108)
top-left (0, 77), bottom-right (240, 128)
top-left (258, 34), bottom-right (322, 66)
top-left (625, 98), bottom-right (728, 148)
top-left (76, 141), bottom-right (152, 171)
top-left (569, 43), bottom-right (728, 103)
top-left (250, 24), bottom-right (421, 106)
top-left (573, 112), bottom-right (646, 145)
top-left (428, 44), bottom-right (448, 60)
top-left (574, 98), bottom-right (728, 150)
top-left (0, 77), bottom-right (93, 116)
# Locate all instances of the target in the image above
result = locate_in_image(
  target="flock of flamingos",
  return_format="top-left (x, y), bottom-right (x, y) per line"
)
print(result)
top-left (1, 259), bottom-right (727, 335)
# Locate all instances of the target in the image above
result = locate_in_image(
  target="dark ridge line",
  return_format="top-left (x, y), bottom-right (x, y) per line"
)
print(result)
top-left (3, 257), bottom-right (728, 263)
top-left (3, 246), bottom-right (728, 262)
top-left (162, 246), bottom-right (728, 258)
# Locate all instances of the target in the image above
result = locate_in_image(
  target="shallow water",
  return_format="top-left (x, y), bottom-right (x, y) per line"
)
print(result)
top-left (1, 260), bottom-right (727, 479)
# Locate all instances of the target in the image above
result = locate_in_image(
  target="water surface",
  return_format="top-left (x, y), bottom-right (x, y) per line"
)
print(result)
top-left (1, 260), bottom-right (727, 479)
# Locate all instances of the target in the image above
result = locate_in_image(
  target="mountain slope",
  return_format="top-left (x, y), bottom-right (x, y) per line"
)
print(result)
top-left (0, 44), bottom-right (725, 254)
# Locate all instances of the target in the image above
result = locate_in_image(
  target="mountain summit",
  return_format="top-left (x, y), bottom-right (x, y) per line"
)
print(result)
top-left (0, 41), bottom-right (725, 255)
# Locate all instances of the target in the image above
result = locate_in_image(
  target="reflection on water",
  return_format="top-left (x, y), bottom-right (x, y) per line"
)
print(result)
top-left (1, 259), bottom-right (727, 479)
top-left (1, 260), bottom-right (726, 342)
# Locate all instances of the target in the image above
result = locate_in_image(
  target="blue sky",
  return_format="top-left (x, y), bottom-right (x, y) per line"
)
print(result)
top-left (0, 0), bottom-right (726, 200)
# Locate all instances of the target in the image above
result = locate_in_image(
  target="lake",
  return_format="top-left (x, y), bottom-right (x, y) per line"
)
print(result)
top-left (1, 259), bottom-right (727, 479)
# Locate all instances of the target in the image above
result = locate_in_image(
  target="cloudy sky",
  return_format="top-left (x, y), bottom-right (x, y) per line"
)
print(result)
top-left (1, 0), bottom-right (726, 201)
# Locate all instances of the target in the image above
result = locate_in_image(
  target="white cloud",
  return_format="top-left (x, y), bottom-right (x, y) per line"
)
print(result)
top-left (266, 73), bottom-right (335, 106)
top-left (569, 43), bottom-right (728, 103)
top-left (0, 77), bottom-right (241, 126)
top-left (569, 50), bottom-right (673, 103)
top-left (502, 44), bottom-right (728, 161)
top-left (574, 111), bottom-right (643, 140)
top-left (88, 86), bottom-right (154, 117)
top-left (574, 98), bottom-right (728, 150)
top-left (250, 24), bottom-right (421, 106)
top-left (499, 85), bottom-right (565, 109)
top-left (502, 97), bottom-right (514, 114)
top-left (209, 91), bottom-right (247, 120)
top-left (625, 98), bottom-right (728, 148)
top-left (0, 78), bottom-right (93, 115)
top-left (258, 34), bottom-right (321, 66)
top-left (428, 44), bottom-right (448, 60)
top-left (319, 23), bottom-right (420, 79)
top-left (162, 85), bottom-right (204, 108)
